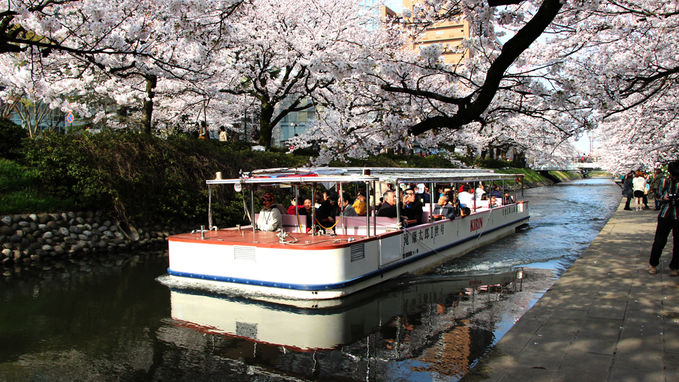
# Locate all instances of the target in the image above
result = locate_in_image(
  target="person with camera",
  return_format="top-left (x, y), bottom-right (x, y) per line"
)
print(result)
top-left (648, 161), bottom-right (679, 275)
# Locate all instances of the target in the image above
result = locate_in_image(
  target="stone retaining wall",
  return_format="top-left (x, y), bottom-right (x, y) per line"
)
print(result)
top-left (0, 211), bottom-right (172, 277)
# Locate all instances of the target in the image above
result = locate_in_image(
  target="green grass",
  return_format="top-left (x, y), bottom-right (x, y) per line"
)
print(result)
top-left (496, 168), bottom-right (546, 184)
top-left (0, 158), bottom-right (74, 215)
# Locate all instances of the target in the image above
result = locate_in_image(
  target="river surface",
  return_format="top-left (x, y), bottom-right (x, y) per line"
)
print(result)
top-left (0, 178), bottom-right (620, 381)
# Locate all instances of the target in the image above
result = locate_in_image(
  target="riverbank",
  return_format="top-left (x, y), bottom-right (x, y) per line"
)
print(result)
top-left (0, 212), bottom-right (181, 278)
top-left (462, 199), bottom-right (678, 381)
top-left (0, 168), bottom-right (580, 280)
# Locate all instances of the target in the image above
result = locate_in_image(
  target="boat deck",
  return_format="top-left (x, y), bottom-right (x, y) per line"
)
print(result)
top-left (169, 229), bottom-right (384, 249)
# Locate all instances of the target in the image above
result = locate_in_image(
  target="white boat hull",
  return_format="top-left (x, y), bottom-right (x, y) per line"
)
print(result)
top-left (165, 203), bottom-right (529, 302)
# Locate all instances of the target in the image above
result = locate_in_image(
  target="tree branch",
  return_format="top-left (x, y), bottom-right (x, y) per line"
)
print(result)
top-left (403, 0), bottom-right (564, 136)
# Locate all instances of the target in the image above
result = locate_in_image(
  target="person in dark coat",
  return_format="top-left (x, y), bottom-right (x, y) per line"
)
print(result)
top-left (316, 191), bottom-right (339, 232)
top-left (622, 171), bottom-right (634, 210)
top-left (341, 192), bottom-right (357, 216)
top-left (377, 190), bottom-right (398, 218)
top-left (401, 187), bottom-right (423, 227)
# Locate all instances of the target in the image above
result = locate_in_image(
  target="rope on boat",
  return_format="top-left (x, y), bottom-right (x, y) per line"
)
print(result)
top-left (296, 212), bottom-right (303, 233)
top-left (314, 215), bottom-right (340, 231)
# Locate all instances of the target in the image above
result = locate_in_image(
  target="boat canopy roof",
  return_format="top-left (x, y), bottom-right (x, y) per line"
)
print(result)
top-left (206, 167), bottom-right (522, 186)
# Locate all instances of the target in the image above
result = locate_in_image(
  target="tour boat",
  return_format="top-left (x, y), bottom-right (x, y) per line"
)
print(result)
top-left (162, 167), bottom-right (529, 303)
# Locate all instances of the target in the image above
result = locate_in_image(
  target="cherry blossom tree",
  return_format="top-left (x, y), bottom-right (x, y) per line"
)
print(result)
top-left (215, 0), bottom-right (382, 149)
top-left (1, 0), bottom-right (242, 133)
top-left (3, 0), bottom-right (676, 171)
top-left (533, 0), bottom-right (679, 172)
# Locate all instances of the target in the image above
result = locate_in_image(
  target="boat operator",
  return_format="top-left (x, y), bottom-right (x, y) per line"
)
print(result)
top-left (257, 192), bottom-right (282, 231)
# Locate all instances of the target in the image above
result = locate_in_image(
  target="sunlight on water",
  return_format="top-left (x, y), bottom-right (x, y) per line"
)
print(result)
top-left (437, 178), bottom-right (620, 277)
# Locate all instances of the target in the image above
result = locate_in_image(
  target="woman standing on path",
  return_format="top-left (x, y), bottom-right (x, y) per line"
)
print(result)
top-left (632, 171), bottom-right (647, 211)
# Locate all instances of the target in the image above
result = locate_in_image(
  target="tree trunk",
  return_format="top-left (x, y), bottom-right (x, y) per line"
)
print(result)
top-left (142, 74), bottom-right (157, 134)
top-left (259, 103), bottom-right (274, 149)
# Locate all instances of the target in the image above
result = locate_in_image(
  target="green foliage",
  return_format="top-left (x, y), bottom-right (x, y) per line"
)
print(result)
top-left (0, 158), bottom-right (73, 214)
top-left (549, 171), bottom-right (582, 181)
top-left (496, 168), bottom-right (547, 185)
top-left (20, 131), bottom-right (308, 227)
top-left (0, 118), bottom-right (28, 160)
top-left (475, 157), bottom-right (511, 169)
top-left (14, 129), bottom-right (549, 227)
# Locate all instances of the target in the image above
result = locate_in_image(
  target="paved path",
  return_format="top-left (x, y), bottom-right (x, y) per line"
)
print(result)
top-left (463, 200), bottom-right (679, 382)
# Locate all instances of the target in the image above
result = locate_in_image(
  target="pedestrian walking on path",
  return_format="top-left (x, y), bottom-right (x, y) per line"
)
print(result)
top-left (648, 160), bottom-right (679, 276)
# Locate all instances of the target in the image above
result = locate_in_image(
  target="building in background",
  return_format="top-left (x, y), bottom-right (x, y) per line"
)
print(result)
top-left (271, 0), bottom-right (383, 148)
top-left (383, 0), bottom-right (470, 66)
top-left (273, 99), bottom-right (316, 149)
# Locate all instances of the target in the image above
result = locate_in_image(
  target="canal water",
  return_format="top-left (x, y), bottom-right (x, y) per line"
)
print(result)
top-left (0, 178), bottom-right (621, 381)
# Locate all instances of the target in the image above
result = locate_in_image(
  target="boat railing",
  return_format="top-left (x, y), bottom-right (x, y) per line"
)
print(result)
top-left (253, 200), bottom-right (527, 236)
top-left (253, 214), bottom-right (400, 235)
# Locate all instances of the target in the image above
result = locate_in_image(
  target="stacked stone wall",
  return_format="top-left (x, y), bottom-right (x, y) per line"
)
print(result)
top-left (1, 212), bottom-right (171, 277)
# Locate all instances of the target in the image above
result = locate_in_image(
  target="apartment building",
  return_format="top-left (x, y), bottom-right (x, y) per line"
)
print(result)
top-left (383, 0), bottom-right (470, 66)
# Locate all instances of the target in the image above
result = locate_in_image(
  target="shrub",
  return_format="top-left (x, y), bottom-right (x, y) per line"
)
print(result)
top-left (0, 119), bottom-right (28, 160)
top-left (0, 158), bottom-right (73, 214)
top-left (21, 130), bottom-right (308, 227)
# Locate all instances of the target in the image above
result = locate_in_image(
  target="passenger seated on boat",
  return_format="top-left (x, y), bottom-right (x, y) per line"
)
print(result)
top-left (341, 192), bottom-right (358, 216)
top-left (287, 197), bottom-right (303, 215)
top-left (460, 207), bottom-right (471, 217)
top-left (257, 193), bottom-right (282, 232)
top-left (458, 185), bottom-right (474, 209)
top-left (352, 190), bottom-right (367, 216)
top-left (300, 198), bottom-right (313, 231)
top-left (490, 185), bottom-right (503, 199)
top-left (316, 191), bottom-right (339, 232)
top-left (402, 187), bottom-right (423, 227)
top-left (432, 195), bottom-right (456, 220)
top-left (416, 183), bottom-right (431, 204)
top-left (377, 190), bottom-right (397, 218)
top-left (489, 195), bottom-right (500, 208)
top-left (475, 183), bottom-right (487, 201)
top-left (503, 190), bottom-right (515, 204)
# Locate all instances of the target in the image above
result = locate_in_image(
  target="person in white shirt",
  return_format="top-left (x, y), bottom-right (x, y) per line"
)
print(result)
top-left (457, 185), bottom-right (475, 210)
top-left (475, 183), bottom-right (486, 201)
top-left (632, 171), bottom-right (647, 211)
top-left (257, 192), bottom-right (282, 231)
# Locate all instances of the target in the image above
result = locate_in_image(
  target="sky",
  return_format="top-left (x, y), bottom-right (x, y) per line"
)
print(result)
top-left (384, 0), bottom-right (402, 12)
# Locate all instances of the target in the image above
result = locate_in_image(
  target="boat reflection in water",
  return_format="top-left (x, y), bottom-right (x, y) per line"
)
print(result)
top-left (159, 268), bottom-right (531, 381)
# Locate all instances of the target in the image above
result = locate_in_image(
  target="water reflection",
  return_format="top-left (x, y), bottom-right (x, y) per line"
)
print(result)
top-left (0, 179), bottom-right (619, 381)
top-left (159, 269), bottom-right (551, 381)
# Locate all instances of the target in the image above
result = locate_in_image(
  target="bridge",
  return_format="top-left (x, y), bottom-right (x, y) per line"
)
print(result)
top-left (532, 161), bottom-right (604, 180)
top-left (533, 162), bottom-right (602, 171)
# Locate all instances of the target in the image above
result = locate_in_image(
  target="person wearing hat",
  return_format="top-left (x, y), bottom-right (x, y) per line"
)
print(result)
top-left (257, 192), bottom-right (282, 232)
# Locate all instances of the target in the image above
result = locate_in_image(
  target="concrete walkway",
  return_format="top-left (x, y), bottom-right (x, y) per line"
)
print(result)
top-left (463, 201), bottom-right (679, 382)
